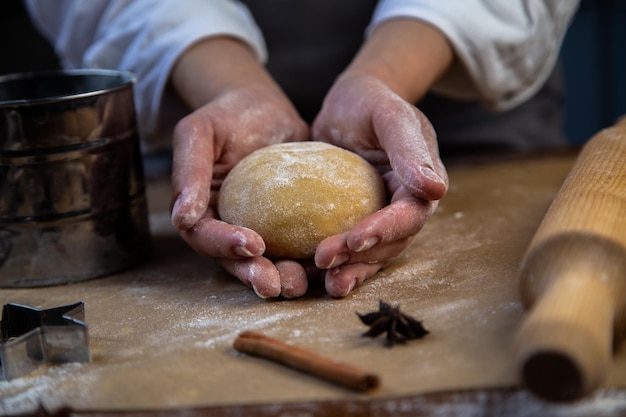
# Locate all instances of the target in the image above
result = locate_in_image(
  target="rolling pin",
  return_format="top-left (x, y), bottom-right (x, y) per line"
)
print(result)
top-left (515, 117), bottom-right (626, 402)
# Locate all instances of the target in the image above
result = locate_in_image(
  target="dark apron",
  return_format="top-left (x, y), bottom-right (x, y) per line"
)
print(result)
top-left (241, 0), bottom-right (378, 123)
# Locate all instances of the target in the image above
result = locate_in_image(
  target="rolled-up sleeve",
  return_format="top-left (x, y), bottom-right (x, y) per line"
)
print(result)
top-left (368, 0), bottom-right (579, 111)
top-left (24, 0), bottom-right (266, 147)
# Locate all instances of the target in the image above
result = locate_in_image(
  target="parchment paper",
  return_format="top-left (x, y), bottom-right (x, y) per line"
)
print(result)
top-left (1, 153), bottom-right (625, 414)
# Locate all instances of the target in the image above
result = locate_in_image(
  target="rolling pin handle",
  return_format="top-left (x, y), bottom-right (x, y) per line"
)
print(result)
top-left (516, 270), bottom-right (614, 401)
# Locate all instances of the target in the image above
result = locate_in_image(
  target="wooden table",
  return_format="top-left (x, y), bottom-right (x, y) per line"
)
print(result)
top-left (1, 151), bottom-right (625, 416)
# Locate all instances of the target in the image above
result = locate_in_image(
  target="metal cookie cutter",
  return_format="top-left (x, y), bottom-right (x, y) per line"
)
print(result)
top-left (0, 302), bottom-right (90, 380)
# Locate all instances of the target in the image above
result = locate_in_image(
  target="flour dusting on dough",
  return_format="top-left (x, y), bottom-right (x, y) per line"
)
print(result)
top-left (218, 142), bottom-right (386, 258)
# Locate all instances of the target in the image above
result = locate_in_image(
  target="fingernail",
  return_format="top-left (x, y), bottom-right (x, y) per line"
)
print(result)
top-left (420, 166), bottom-right (445, 185)
top-left (170, 196), bottom-right (182, 223)
top-left (170, 192), bottom-right (201, 229)
top-left (355, 236), bottom-right (379, 252)
top-left (329, 275), bottom-right (356, 298)
top-left (344, 279), bottom-right (356, 296)
top-left (251, 284), bottom-right (268, 298)
top-left (248, 270), bottom-right (281, 298)
top-left (324, 253), bottom-right (350, 269)
top-left (234, 245), bottom-right (257, 257)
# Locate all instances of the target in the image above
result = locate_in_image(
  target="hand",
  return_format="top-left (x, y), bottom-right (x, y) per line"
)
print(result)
top-left (304, 18), bottom-right (453, 297)
top-left (311, 73), bottom-right (448, 297)
top-left (169, 38), bottom-right (310, 298)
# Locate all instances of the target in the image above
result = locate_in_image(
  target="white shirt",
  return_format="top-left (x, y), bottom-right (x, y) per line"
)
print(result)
top-left (24, 0), bottom-right (579, 150)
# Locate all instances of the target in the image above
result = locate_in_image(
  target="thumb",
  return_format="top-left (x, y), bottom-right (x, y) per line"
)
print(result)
top-left (171, 116), bottom-right (215, 230)
top-left (375, 104), bottom-right (447, 201)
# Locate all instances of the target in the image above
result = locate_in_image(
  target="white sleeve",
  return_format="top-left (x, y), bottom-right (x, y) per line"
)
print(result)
top-left (368, 0), bottom-right (579, 111)
top-left (23, 0), bottom-right (267, 146)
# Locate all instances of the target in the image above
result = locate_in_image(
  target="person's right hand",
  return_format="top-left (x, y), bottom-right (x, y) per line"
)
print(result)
top-left (169, 37), bottom-right (310, 298)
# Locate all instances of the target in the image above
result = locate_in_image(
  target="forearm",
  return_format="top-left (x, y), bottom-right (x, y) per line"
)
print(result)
top-left (171, 37), bottom-right (281, 111)
top-left (344, 18), bottom-right (453, 104)
top-left (368, 0), bottom-right (579, 110)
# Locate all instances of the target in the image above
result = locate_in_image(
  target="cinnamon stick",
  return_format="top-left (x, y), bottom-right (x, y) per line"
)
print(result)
top-left (233, 330), bottom-right (380, 392)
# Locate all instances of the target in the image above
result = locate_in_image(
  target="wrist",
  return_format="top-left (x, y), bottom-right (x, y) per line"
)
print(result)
top-left (344, 18), bottom-right (453, 103)
top-left (171, 36), bottom-right (280, 109)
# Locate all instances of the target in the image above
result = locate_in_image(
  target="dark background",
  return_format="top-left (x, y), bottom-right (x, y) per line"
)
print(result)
top-left (560, 0), bottom-right (626, 143)
top-left (1, 0), bottom-right (625, 145)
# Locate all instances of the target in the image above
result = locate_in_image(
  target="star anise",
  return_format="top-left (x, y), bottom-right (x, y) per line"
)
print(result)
top-left (357, 300), bottom-right (429, 347)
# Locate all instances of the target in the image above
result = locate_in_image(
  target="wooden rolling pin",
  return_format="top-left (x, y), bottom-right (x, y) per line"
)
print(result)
top-left (515, 117), bottom-right (626, 402)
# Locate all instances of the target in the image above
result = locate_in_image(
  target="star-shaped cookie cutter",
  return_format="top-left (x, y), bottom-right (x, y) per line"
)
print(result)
top-left (0, 302), bottom-right (90, 380)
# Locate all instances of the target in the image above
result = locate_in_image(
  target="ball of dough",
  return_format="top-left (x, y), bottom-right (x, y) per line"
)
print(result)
top-left (217, 142), bottom-right (386, 259)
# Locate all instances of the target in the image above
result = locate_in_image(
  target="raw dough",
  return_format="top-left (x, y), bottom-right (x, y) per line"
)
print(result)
top-left (217, 142), bottom-right (386, 258)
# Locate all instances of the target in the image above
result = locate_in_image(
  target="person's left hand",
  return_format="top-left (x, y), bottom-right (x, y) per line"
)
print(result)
top-left (311, 73), bottom-right (448, 297)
